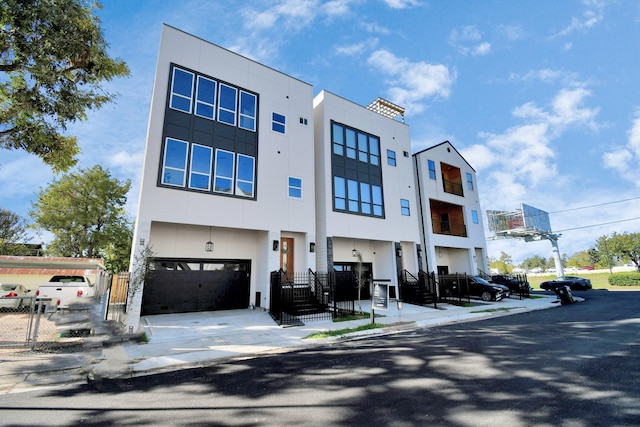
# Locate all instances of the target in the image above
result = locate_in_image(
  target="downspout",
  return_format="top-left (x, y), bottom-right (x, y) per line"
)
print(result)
top-left (414, 155), bottom-right (429, 273)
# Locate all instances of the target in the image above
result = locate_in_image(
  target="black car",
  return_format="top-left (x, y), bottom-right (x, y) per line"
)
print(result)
top-left (467, 276), bottom-right (505, 301)
top-left (540, 276), bottom-right (592, 291)
top-left (490, 274), bottom-right (530, 294)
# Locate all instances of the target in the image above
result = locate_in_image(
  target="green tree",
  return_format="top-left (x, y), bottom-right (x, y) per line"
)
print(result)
top-left (0, 0), bottom-right (129, 172)
top-left (567, 250), bottom-right (591, 268)
top-left (0, 208), bottom-right (31, 255)
top-left (597, 232), bottom-right (640, 272)
top-left (489, 251), bottom-right (513, 274)
top-left (30, 165), bottom-right (132, 272)
top-left (521, 255), bottom-right (547, 271)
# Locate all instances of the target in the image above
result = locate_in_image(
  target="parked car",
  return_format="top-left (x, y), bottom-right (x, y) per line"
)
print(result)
top-left (35, 275), bottom-right (95, 309)
top-left (529, 267), bottom-right (543, 274)
top-left (490, 275), bottom-right (530, 294)
top-left (0, 284), bottom-right (31, 311)
top-left (581, 266), bottom-right (595, 271)
top-left (540, 276), bottom-right (592, 291)
top-left (467, 276), bottom-right (505, 301)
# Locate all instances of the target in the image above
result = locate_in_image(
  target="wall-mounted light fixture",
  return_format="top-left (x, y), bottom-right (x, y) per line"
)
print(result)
top-left (309, 242), bottom-right (316, 253)
top-left (352, 248), bottom-right (358, 257)
top-left (273, 240), bottom-right (279, 251)
top-left (438, 249), bottom-right (443, 258)
top-left (205, 226), bottom-right (213, 252)
top-left (417, 248), bottom-right (423, 257)
top-left (396, 248), bottom-right (403, 257)
top-left (139, 238), bottom-right (145, 246)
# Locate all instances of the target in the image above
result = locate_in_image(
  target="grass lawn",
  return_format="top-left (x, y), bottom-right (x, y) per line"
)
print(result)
top-left (527, 272), bottom-right (640, 291)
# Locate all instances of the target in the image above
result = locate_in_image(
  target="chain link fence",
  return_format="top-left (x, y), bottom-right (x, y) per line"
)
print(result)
top-left (0, 297), bottom-right (89, 353)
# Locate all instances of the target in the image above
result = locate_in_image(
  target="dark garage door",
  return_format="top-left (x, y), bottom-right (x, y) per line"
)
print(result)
top-left (141, 260), bottom-right (250, 315)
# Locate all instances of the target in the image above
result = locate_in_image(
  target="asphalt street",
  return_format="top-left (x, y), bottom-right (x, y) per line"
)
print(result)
top-left (1, 290), bottom-right (638, 426)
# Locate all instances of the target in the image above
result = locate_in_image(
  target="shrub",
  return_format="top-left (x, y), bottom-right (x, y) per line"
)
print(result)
top-left (608, 272), bottom-right (640, 287)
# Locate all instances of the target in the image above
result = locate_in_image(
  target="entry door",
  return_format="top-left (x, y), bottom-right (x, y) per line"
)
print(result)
top-left (280, 238), bottom-right (294, 278)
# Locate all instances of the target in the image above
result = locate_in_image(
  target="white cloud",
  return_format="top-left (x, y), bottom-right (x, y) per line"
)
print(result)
top-left (603, 110), bottom-right (640, 186)
top-left (497, 24), bottom-right (524, 41)
top-left (555, 0), bottom-right (605, 37)
top-left (367, 49), bottom-right (454, 112)
top-left (382, 0), bottom-right (421, 9)
top-left (449, 25), bottom-right (491, 56)
top-left (335, 38), bottom-right (378, 56)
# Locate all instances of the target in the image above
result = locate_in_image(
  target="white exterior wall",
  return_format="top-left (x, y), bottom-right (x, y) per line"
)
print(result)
top-left (128, 25), bottom-right (315, 330)
top-left (414, 141), bottom-right (488, 275)
top-left (313, 91), bottom-right (421, 284)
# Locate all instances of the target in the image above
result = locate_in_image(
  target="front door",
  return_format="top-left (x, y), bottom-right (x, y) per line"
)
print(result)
top-left (280, 238), bottom-right (294, 279)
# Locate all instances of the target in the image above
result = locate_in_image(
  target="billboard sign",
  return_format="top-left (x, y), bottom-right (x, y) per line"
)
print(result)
top-left (521, 203), bottom-right (551, 233)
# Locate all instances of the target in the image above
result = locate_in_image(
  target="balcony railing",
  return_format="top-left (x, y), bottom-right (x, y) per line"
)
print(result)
top-left (442, 179), bottom-right (463, 196)
top-left (432, 218), bottom-right (467, 237)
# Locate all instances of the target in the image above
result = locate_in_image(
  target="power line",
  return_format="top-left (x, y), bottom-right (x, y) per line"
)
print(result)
top-left (555, 216), bottom-right (640, 233)
top-left (548, 196), bottom-right (640, 214)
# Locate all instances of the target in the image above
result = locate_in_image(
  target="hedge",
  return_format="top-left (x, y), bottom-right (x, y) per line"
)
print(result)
top-left (608, 272), bottom-right (640, 286)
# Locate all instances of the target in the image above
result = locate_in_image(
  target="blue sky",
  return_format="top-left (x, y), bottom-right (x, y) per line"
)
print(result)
top-left (2, 0), bottom-right (640, 264)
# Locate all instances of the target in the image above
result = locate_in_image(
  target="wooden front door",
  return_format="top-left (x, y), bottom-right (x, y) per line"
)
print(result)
top-left (280, 238), bottom-right (294, 278)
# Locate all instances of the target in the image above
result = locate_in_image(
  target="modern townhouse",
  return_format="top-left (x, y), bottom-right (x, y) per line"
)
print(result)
top-left (413, 142), bottom-right (488, 277)
top-left (313, 91), bottom-right (422, 300)
top-left (128, 25), bottom-right (316, 330)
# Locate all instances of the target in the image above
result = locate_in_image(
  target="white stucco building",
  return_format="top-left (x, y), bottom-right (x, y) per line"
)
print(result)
top-left (126, 25), bottom-right (488, 330)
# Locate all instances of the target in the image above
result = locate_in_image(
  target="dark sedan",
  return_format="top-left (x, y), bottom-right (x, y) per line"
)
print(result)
top-left (540, 276), bottom-right (592, 291)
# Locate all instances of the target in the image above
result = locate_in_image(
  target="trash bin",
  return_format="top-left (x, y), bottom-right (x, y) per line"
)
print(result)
top-left (554, 285), bottom-right (575, 305)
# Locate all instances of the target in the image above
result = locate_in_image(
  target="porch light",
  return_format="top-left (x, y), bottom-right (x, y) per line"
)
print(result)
top-left (352, 248), bottom-right (358, 257)
top-left (396, 248), bottom-right (403, 257)
top-left (310, 242), bottom-right (315, 253)
top-left (205, 227), bottom-right (213, 252)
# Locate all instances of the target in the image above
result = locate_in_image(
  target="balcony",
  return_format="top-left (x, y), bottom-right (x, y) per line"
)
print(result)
top-left (441, 162), bottom-right (464, 196)
top-left (442, 178), bottom-right (463, 196)
top-left (429, 199), bottom-right (467, 237)
top-left (431, 218), bottom-right (467, 237)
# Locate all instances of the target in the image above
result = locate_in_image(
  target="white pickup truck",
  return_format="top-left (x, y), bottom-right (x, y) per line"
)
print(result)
top-left (35, 275), bottom-right (95, 309)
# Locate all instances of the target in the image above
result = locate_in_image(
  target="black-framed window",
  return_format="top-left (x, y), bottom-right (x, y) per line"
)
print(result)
top-left (195, 76), bottom-right (216, 119)
top-left (239, 91), bottom-right (257, 131)
top-left (387, 149), bottom-right (396, 166)
top-left (467, 172), bottom-right (474, 190)
top-left (333, 176), bottom-right (383, 217)
top-left (401, 199), bottom-right (410, 216)
top-left (189, 144), bottom-right (213, 191)
top-left (332, 121), bottom-right (381, 167)
top-left (162, 138), bottom-right (188, 186)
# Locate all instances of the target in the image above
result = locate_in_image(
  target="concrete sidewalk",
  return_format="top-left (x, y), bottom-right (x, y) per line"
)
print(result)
top-left (0, 294), bottom-right (562, 394)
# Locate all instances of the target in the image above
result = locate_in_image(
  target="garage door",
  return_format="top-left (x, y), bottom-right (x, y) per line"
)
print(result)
top-left (141, 260), bottom-right (250, 315)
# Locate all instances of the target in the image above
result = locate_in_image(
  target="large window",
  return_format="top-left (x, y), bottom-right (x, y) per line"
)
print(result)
top-left (170, 68), bottom-right (194, 113)
top-left (332, 121), bottom-right (381, 167)
top-left (162, 138), bottom-right (188, 186)
top-left (169, 66), bottom-right (258, 133)
top-left (333, 177), bottom-right (383, 217)
top-left (189, 144), bottom-right (213, 190)
top-left (467, 172), bottom-right (474, 191)
top-left (472, 209), bottom-right (479, 224)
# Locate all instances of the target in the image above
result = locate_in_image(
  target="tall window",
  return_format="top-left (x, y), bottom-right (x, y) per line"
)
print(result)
top-left (428, 160), bottom-right (436, 180)
top-left (467, 172), bottom-right (474, 190)
top-left (345, 128), bottom-right (356, 159)
top-left (288, 177), bottom-right (302, 198)
top-left (195, 76), bottom-right (216, 119)
top-left (372, 185), bottom-right (383, 216)
top-left (189, 144), bottom-right (212, 190)
top-left (272, 112), bottom-right (286, 133)
top-left (387, 149), bottom-right (396, 166)
top-left (370, 136), bottom-right (380, 165)
top-left (239, 91), bottom-right (257, 131)
top-left (347, 179), bottom-right (359, 212)
top-left (472, 210), bottom-right (479, 224)
top-left (334, 176), bottom-right (346, 210)
top-left (332, 122), bottom-right (344, 155)
top-left (358, 132), bottom-right (368, 162)
top-left (401, 199), bottom-right (410, 216)
top-left (218, 83), bottom-right (237, 126)
top-left (214, 149), bottom-right (234, 194)
top-left (170, 68), bottom-right (194, 113)
top-left (236, 154), bottom-right (255, 197)
top-left (360, 182), bottom-right (371, 214)
top-left (162, 138), bottom-right (188, 186)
